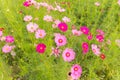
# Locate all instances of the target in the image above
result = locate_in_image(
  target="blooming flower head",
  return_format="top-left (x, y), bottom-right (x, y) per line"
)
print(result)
top-left (23, 1), bottom-right (31, 7)
top-left (54, 33), bottom-right (67, 47)
top-left (5, 36), bottom-right (14, 43)
top-left (36, 43), bottom-right (46, 53)
top-left (82, 42), bottom-right (89, 54)
top-left (24, 15), bottom-right (32, 22)
top-left (87, 33), bottom-right (93, 40)
top-left (0, 31), bottom-right (3, 37)
top-left (71, 64), bottom-right (82, 79)
top-left (26, 22), bottom-right (38, 33)
top-left (96, 29), bottom-right (104, 35)
top-left (62, 48), bottom-right (75, 62)
top-left (2, 45), bottom-right (12, 53)
top-left (80, 26), bottom-right (89, 35)
top-left (62, 16), bottom-right (71, 23)
top-left (58, 22), bottom-right (68, 32)
top-left (118, 0), bottom-right (120, 5)
top-left (51, 47), bottom-right (61, 57)
top-left (91, 44), bottom-right (101, 56)
top-left (100, 53), bottom-right (106, 60)
top-left (115, 39), bottom-right (120, 47)
top-left (55, 5), bottom-right (66, 12)
top-left (0, 36), bottom-right (5, 41)
top-left (35, 29), bottom-right (46, 39)
top-left (96, 34), bottom-right (104, 42)
top-left (43, 15), bottom-right (53, 22)
top-left (52, 20), bottom-right (61, 28)
top-left (72, 29), bottom-right (82, 36)
top-left (95, 2), bottom-right (100, 6)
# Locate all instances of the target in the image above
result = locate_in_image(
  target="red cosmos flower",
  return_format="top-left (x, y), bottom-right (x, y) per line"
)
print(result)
top-left (58, 22), bottom-right (68, 32)
top-left (100, 54), bottom-right (106, 60)
top-left (80, 26), bottom-right (89, 35)
top-left (36, 43), bottom-right (46, 53)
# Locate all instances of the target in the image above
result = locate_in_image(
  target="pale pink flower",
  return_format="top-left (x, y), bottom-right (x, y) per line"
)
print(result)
top-left (115, 39), bottom-right (120, 47)
top-left (0, 36), bottom-right (5, 41)
top-left (51, 47), bottom-right (61, 57)
top-left (118, 0), bottom-right (120, 5)
top-left (62, 16), bottom-right (71, 23)
top-left (91, 44), bottom-right (101, 56)
top-left (26, 0), bottom-right (36, 5)
top-left (43, 15), bottom-right (53, 22)
top-left (71, 64), bottom-right (82, 80)
top-left (55, 5), bottom-right (66, 12)
top-left (95, 2), bottom-right (100, 6)
top-left (0, 31), bottom-right (3, 37)
top-left (72, 29), bottom-right (82, 36)
top-left (26, 22), bottom-right (38, 33)
top-left (52, 20), bottom-right (61, 28)
top-left (96, 29), bottom-right (104, 35)
top-left (2, 45), bottom-right (12, 53)
top-left (62, 48), bottom-right (75, 62)
top-left (24, 15), bottom-right (32, 22)
top-left (40, 2), bottom-right (49, 7)
top-left (35, 29), bottom-right (46, 39)
top-left (47, 5), bottom-right (54, 11)
top-left (5, 36), bottom-right (14, 43)
top-left (54, 33), bottom-right (67, 47)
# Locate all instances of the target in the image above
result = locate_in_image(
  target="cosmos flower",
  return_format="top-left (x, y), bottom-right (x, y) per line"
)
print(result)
top-left (72, 29), bottom-right (82, 36)
top-left (51, 47), bottom-right (61, 57)
top-left (62, 16), bottom-right (71, 23)
top-left (35, 29), bottom-right (46, 39)
top-left (36, 43), bottom-right (46, 53)
top-left (54, 33), bottom-right (67, 47)
top-left (2, 45), bottom-right (12, 53)
top-left (95, 2), bottom-right (100, 6)
top-left (24, 15), bottom-right (33, 22)
top-left (87, 33), bottom-right (93, 40)
top-left (52, 20), bottom-right (61, 28)
top-left (23, 1), bottom-right (31, 7)
top-left (96, 29), bottom-right (104, 35)
top-left (5, 36), bottom-right (14, 43)
top-left (43, 15), bottom-right (53, 22)
top-left (71, 64), bottom-right (82, 80)
top-left (0, 31), bottom-right (3, 37)
top-left (118, 0), bottom-right (120, 5)
top-left (0, 36), bottom-right (5, 41)
top-left (96, 34), bottom-right (104, 42)
top-left (80, 26), bottom-right (89, 35)
top-left (58, 22), bottom-right (68, 32)
top-left (26, 22), bottom-right (38, 33)
top-left (91, 44), bottom-right (101, 56)
top-left (62, 48), bottom-right (75, 62)
top-left (115, 39), bottom-right (120, 47)
top-left (82, 42), bottom-right (89, 54)
top-left (55, 5), bottom-right (66, 12)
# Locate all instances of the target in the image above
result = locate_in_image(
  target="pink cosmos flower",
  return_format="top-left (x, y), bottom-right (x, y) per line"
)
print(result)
top-left (26, 22), bottom-right (38, 33)
top-left (96, 29), bottom-right (104, 35)
top-left (0, 36), bottom-right (5, 41)
top-left (52, 20), bottom-right (61, 28)
top-left (115, 39), bottom-right (120, 47)
top-left (80, 26), bottom-right (89, 35)
top-left (71, 64), bottom-right (82, 79)
top-left (2, 45), bottom-right (12, 53)
top-left (40, 2), bottom-right (49, 7)
top-left (96, 34), bottom-right (104, 42)
top-left (91, 44), bottom-right (101, 56)
top-left (0, 31), bottom-right (3, 37)
top-left (51, 47), bottom-right (61, 57)
top-left (82, 42), bottom-right (89, 54)
top-left (47, 5), bottom-right (54, 11)
top-left (35, 29), bottom-right (46, 39)
top-left (62, 16), bottom-right (71, 23)
top-left (95, 2), bottom-right (100, 6)
top-left (26, 0), bottom-right (36, 5)
top-left (55, 5), bottom-right (66, 12)
top-left (87, 33), bottom-right (93, 40)
top-left (36, 43), bottom-right (46, 53)
top-left (24, 15), bottom-right (32, 22)
top-left (5, 36), bottom-right (14, 43)
top-left (43, 15), bottom-right (53, 22)
top-left (118, 0), bottom-right (120, 5)
top-left (23, 1), bottom-right (31, 7)
top-left (58, 22), bottom-right (68, 32)
top-left (72, 29), bottom-right (82, 36)
top-left (54, 33), bottom-right (67, 47)
top-left (62, 48), bottom-right (75, 62)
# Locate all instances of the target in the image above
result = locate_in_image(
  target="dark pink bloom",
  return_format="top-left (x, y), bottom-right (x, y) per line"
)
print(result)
top-left (36, 43), bottom-right (46, 54)
top-left (23, 1), bottom-right (31, 7)
top-left (82, 42), bottom-right (89, 54)
top-left (5, 36), bottom-right (14, 43)
top-left (87, 33), bottom-right (93, 40)
top-left (80, 26), bottom-right (89, 35)
top-left (58, 22), bottom-right (68, 32)
top-left (96, 34), bottom-right (104, 42)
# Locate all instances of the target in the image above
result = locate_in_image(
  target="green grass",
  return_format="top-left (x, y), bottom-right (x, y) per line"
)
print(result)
top-left (0, 0), bottom-right (120, 80)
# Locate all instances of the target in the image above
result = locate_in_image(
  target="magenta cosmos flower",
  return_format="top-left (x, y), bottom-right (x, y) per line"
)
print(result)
top-left (71, 64), bottom-right (82, 79)
top-left (5, 36), bottom-right (14, 43)
top-left (58, 22), bottom-right (68, 32)
top-left (87, 33), bottom-right (93, 40)
top-left (35, 29), bottom-right (46, 39)
top-left (2, 45), bottom-right (12, 53)
top-left (54, 33), bottom-right (67, 47)
top-left (96, 34), bottom-right (104, 42)
top-left (80, 26), bottom-right (89, 35)
top-left (91, 44), bottom-right (101, 56)
top-left (23, 1), bottom-right (31, 7)
top-left (82, 42), bottom-right (89, 54)
top-left (36, 43), bottom-right (46, 53)
top-left (26, 22), bottom-right (38, 33)
top-left (62, 48), bottom-right (75, 62)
